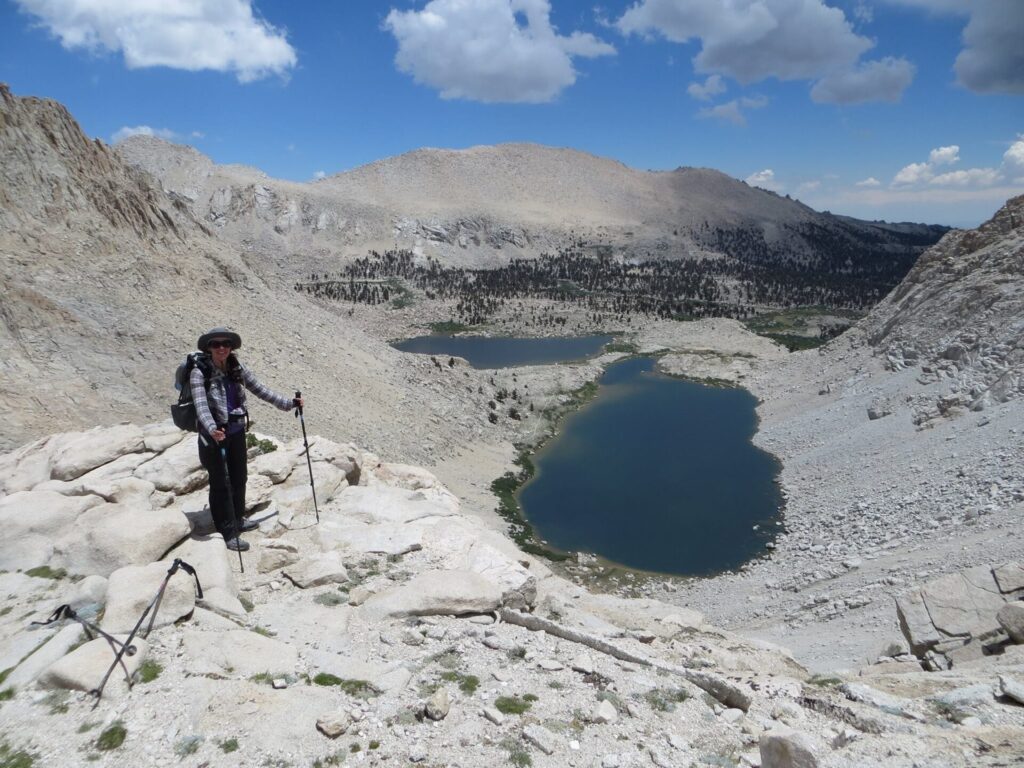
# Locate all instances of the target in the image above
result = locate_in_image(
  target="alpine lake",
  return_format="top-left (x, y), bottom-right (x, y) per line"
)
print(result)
top-left (392, 334), bottom-right (783, 577)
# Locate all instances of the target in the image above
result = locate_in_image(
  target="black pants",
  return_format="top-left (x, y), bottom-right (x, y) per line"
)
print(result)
top-left (198, 430), bottom-right (247, 539)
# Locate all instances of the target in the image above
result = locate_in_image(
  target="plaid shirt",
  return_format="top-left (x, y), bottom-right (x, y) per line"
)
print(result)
top-left (190, 359), bottom-right (293, 435)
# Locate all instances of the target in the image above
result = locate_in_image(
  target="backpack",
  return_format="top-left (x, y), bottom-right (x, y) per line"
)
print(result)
top-left (170, 352), bottom-right (213, 432)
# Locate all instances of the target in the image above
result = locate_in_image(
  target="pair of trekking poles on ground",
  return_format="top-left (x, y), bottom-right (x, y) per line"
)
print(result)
top-left (220, 390), bottom-right (319, 573)
top-left (33, 559), bottom-right (203, 705)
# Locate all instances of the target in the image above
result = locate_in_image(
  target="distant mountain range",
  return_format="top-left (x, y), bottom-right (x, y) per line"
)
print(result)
top-left (116, 135), bottom-right (948, 275)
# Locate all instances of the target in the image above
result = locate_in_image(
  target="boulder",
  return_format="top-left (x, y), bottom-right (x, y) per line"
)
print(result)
top-left (65, 574), bottom-right (108, 610)
top-left (52, 504), bottom-right (191, 577)
top-left (258, 541), bottom-right (301, 573)
top-left (371, 462), bottom-right (442, 490)
top-left (0, 434), bottom-right (62, 494)
top-left (999, 675), bottom-right (1024, 705)
top-left (316, 712), bottom-right (352, 739)
top-left (593, 698), bottom-right (618, 724)
top-left (272, 461), bottom-right (347, 513)
top-left (759, 726), bottom-right (819, 768)
top-left (333, 485), bottom-right (458, 526)
top-left (425, 687), bottom-right (450, 721)
top-left (993, 563), bottom-right (1024, 595)
top-left (360, 569), bottom-right (503, 620)
top-left (4, 624), bottom-right (84, 691)
top-left (922, 568), bottom-right (1005, 639)
top-left (50, 424), bottom-right (145, 481)
top-left (283, 551), bottom-right (349, 588)
top-left (133, 438), bottom-right (206, 494)
top-left (0, 490), bottom-right (104, 570)
top-left (101, 562), bottom-right (198, 634)
top-left (316, 521), bottom-right (425, 557)
top-left (181, 629), bottom-right (298, 678)
top-left (896, 589), bottom-right (944, 656)
top-left (523, 724), bottom-right (557, 755)
top-left (82, 477), bottom-right (158, 507)
top-left (997, 601), bottom-right (1024, 643)
top-left (39, 636), bottom-right (149, 698)
top-left (444, 537), bottom-right (536, 610)
top-left (142, 421), bottom-right (186, 453)
top-left (168, 534), bottom-right (244, 617)
top-left (251, 450), bottom-right (295, 484)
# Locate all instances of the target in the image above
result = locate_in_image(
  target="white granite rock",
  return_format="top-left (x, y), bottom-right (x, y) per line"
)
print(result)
top-left (360, 569), bottom-right (502, 620)
top-left (181, 629), bottom-right (298, 678)
top-left (39, 636), bottom-right (149, 698)
top-left (51, 424), bottom-right (145, 481)
top-left (101, 561), bottom-right (197, 634)
top-left (283, 550), bottom-right (349, 588)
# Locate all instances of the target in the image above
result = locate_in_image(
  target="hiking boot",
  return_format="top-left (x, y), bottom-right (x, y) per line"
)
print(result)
top-left (225, 536), bottom-right (250, 552)
top-left (236, 518), bottom-right (259, 533)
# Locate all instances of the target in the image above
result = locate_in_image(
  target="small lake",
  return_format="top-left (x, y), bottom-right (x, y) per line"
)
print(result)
top-left (392, 334), bottom-right (614, 368)
top-left (519, 356), bottom-right (782, 576)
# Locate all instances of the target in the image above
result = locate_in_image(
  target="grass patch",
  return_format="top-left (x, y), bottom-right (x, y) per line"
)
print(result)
top-left (500, 737), bottom-right (532, 768)
top-left (238, 594), bottom-right (254, 613)
top-left (43, 690), bottom-right (68, 715)
top-left (251, 625), bottom-right (274, 638)
top-left (548, 681), bottom-right (565, 690)
top-left (428, 320), bottom-right (474, 335)
top-left (136, 659), bottom-right (162, 684)
top-left (24, 566), bottom-right (66, 580)
top-left (0, 688), bottom-right (14, 702)
top-left (0, 741), bottom-right (34, 768)
top-left (249, 672), bottom-right (275, 686)
top-left (312, 674), bottom-right (377, 698)
top-left (596, 690), bottom-right (625, 712)
top-left (219, 738), bottom-right (239, 754)
top-left (77, 723), bottom-right (99, 734)
top-left (806, 675), bottom-right (843, 688)
top-left (494, 695), bottom-right (533, 716)
top-left (312, 753), bottom-right (343, 768)
top-left (431, 649), bottom-right (461, 670)
top-left (95, 722), bottom-right (127, 751)
top-left (245, 433), bottom-right (278, 454)
top-left (0, 669), bottom-right (10, 687)
top-left (642, 687), bottom-right (690, 712)
top-left (507, 645), bottom-right (527, 661)
top-left (313, 592), bottom-right (348, 607)
top-left (175, 736), bottom-right (202, 757)
top-left (0, 606), bottom-right (12, 617)
top-left (440, 671), bottom-right (480, 695)
top-left (604, 341), bottom-right (639, 354)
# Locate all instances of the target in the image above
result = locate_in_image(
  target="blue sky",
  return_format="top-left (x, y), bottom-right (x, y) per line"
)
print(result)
top-left (1, 1), bottom-right (1021, 227)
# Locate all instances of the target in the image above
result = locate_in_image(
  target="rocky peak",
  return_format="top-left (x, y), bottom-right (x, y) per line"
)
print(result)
top-left (861, 195), bottom-right (1024, 420)
top-left (0, 83), bottom-right (199, 242)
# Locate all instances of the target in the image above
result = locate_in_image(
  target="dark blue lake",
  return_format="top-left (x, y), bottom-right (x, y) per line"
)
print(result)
top-left (519, 356), bottom-right (782, 576)
top-left (392, 334), bottom-right (614, 368)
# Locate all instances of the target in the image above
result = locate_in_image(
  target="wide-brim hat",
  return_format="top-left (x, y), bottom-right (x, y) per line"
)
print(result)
top-left (197, 327), bottom-right (242, 351)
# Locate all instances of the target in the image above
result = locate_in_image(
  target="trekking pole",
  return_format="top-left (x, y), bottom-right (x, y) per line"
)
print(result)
top-left (91, 558), bottom-right (202, 705)
top-left (219, 434), bottom-right (245, 572)
top-left (32, 605), bottom-right (136, 690)
top-left (294, 390), bottom-right (320, 524)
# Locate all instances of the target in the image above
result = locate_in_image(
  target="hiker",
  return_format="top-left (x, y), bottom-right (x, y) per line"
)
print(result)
top-left (191, 327), bottom-right (302, 552)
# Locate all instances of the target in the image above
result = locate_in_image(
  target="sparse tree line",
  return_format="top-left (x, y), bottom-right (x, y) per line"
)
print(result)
top-left (294, 223), bottom-right (940, 323)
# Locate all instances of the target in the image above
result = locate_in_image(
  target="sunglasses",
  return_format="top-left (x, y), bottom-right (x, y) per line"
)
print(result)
top-left (208, 340), bottom-right (234, 349)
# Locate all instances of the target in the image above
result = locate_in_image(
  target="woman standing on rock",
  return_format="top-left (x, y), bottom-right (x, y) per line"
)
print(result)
top-left (191, 327), bottom-right (302, 552)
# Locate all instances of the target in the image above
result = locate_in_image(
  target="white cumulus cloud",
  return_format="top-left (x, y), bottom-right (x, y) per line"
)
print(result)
top-left (883, 0), bottom-right (1024, 94)
top-left (892, 139), bottom-right (1024, 189)
top-left (855, 177), bottom-right (882, 187)
top-left (111, 125), bottom-right (178, 143)
top-left (384, 0), bottom-right (615, 103)
top-left (617, 0), bottom-right (914, 104)
top-left (687, 73), bottom-right (726, 101)
top-left (697, 95), bottom-right (767, 125)
top-left (810, 57), bottom-right (915, 104)
top-left (14, 0), bottom-right (297, 82)
top-left (745, 168), bottom-right (782, 192)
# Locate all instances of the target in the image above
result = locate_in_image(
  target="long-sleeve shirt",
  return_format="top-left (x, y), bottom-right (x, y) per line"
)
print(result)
top-left (190, 359), bottom-right (293, 436)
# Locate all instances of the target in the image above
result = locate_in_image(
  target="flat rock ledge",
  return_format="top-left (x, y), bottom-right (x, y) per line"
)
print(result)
top-left (0, 420), bottom-right (1023, 768)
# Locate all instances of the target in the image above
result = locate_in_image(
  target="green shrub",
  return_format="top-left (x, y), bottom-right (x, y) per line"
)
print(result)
top-left (24, 566), bottom-right (66, 580)
top-left (219, 738), bottom-right (239, 754)
top-left (96, 722), bottom-right (127, 751)
top-left (0, 741), bottom-right (34, 768)
top-left (136, 659), bottom-right (162, 684)
top-left (643, 687), bottom-right (689, 712)
top-left (494, 695), bottom-right (533, 715)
